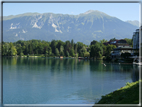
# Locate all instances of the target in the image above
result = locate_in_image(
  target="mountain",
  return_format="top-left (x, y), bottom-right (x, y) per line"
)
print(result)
top-left (126, 20), bottom-right (139, 27)
top-left (3, 10), bottom-right (138, 45)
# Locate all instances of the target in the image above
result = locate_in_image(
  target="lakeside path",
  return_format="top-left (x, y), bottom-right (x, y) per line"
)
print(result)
top-left (93, 80), bottom-right (141, 105)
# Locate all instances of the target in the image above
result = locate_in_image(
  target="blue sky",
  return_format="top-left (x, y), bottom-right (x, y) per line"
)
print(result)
top-left (3, 1), bottom-right (140, 21)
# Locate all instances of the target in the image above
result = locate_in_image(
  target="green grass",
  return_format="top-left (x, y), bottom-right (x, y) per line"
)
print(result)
top-left (96, 80), bottom-right (141, 104)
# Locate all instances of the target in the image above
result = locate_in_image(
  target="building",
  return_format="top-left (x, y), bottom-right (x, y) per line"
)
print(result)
top-left (111, 47), bottom-right (133, 59)
top-left (111, 26), bottom-right (142, 63)
top-left (103, 39), bottom-right (130, 48)
top-left (104, 39), bottom-right (132, 59)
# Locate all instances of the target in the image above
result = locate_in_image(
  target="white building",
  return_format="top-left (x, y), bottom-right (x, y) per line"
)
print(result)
top-left (111, 47), bottom-right (133, 59)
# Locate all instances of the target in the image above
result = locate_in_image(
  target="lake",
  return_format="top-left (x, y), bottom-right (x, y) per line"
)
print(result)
top-left (3, 57), bottom-right (139, 104)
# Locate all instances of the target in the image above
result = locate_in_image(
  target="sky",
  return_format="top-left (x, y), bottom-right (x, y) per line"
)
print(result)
top-left (2, 1), bottom-right (140, 21)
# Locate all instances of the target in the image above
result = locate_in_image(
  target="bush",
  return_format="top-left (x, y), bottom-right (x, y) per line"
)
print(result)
top-left (20, 52), bottom-right (24, 56)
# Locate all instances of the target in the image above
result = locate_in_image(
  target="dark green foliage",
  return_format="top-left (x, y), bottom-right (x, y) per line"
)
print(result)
top-left (96, 80), bottom-right (141, 104)
top-left (66, 51), bottom-right (69, 57)
top-left (105, 44), bottom-right (116, 59)
top-left (2, 39), bottom-right (87, 57)
top-left (90, 41), bottom-right (103, 59)
top-left (55, 48), bottom-right (60, 56)
top-left (2, 42), bottom-right (17, 56)
top-left (2, 39), bottom-right (118, 58)
top-left (90, 40), bottom-right (98, 46)
top-left (109, 38), bottom-right (116, 41)
top-left (99, 39), bottom-right (108, 44)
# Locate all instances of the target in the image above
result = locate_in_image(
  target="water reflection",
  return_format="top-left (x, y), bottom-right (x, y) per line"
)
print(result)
top-left (90, 60), bottom-right (139, 82)
top-left (3, 57), bottom-right (140, 104)
top-left (131, 65), bottom-right (139, 82)
top-left (3, 57), bottom-right (140, 83)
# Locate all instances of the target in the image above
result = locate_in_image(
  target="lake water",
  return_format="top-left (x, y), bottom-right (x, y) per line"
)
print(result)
top-left (3, 57), bottom-right (139, 104)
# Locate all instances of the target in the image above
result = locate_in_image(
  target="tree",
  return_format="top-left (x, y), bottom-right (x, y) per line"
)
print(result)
top-left (77, 42), bottom-right (86, 56)
top-left (2, 43), bottom-right (9, 56)
top-left (66, 51), bottom-right (69, 57)
top-left (84, 52), bottom-right (90, 58)
top-left (37, 42), bottom-right (44, 54)
top-left (20, 52), bottom-right (24, 56)
top-left (8, 43), bottom-right (17, 56)
top-left (29, 44), bottom-right (33, 54)
top-left (55, 48), bottom-right (60, 56)
top-left (16, 44), bottom-right (22, 55)
top-left (79, 46), bottom-right (87, 57)
top-left (105, 44), bottom-right (116, 59)
top-left (48, 47), bottom-right (52, 56)
top-left (60, 45), bottom-right (64, 56)
top-left (71, 39), bottom-right (74, 48)
top-left (45, 51), bottom-right (48, 57)
top-left (90, 42), bottom-right (103, 59)
top-left (50, 40), bottom-right (57, 54)
top-left (124, 38), bottom-right (133, 46)
top-left (56, 40), bottom-right (64, 51)
top-left (90, 40), bottom-right (98, 46)
top-left (65, 40), bottom-right (71, 52)
top-left (110, 38), bottom-right (116, 41)
top-left (74, 44), bottom-right (78, 54)
top-left (99, 39), bottom-right (108, 44)
top-left (70, 48), bottom-right (75, 57)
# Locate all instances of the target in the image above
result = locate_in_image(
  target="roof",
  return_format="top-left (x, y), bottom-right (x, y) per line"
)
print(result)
top-left (103, 39), bottom-right (128, 46)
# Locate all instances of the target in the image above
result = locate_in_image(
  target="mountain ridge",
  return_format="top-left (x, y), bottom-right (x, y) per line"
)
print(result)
top-left (3, 10), bottom-right (113, 20)
top-left (126, 20), bottom-right (139, 27)
top-left (3, 10), bottom-right (138, 45)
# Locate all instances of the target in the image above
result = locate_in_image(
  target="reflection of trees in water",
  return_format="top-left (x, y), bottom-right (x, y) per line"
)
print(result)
top-left (4, 57), bottom-right (140, 82)
top-left (90, 60), bottom-right (103, 72)
top-left (50, 59), bottom-right (61, 73)
top-left (3, 57), bottom-right (90, 75)
top-left (4, 57), bottom-right (18, 65)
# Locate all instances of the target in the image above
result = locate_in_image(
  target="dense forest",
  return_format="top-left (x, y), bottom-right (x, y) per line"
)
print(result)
top-left (2, 38), bottom-right (132, 59)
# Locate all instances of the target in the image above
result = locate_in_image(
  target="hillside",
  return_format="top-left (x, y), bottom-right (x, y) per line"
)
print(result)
top-left (126, 20), bottom-right (139, 27)
top-left (95, 80), bottom-right (141, 104)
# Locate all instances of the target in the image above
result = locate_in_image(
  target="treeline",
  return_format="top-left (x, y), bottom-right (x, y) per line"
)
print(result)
top-left (2, 38), bottom-right (132, 59)
top-left (2, 39), bottom-right (89, 57)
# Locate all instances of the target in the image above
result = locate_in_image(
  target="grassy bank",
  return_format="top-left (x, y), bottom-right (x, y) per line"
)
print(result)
top-left (95, 80), bottom-right (141, 104)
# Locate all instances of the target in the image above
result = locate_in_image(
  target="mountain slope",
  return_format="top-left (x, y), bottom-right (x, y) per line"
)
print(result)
top-left (126, 20), bottom-right (139, 27)
top-left (3, 10), bottom-right (138, 44)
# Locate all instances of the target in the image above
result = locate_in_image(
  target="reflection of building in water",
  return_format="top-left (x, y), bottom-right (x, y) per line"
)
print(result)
top-left (110, 63), bottom-right (139, 82)
top-left (110, 63), bottom-right (133, 72)
top-left (131, 65), bottom-right (139, 82)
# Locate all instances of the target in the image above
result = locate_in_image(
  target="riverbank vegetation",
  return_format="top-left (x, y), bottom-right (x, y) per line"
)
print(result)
top-left (95, 80), bottom-right (141, 104)
top-left (2, 38), bottom-right (132, 59)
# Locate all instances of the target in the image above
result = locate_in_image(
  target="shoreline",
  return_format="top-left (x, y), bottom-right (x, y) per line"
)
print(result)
top-left (94, 80), bottom-right (141, 105)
